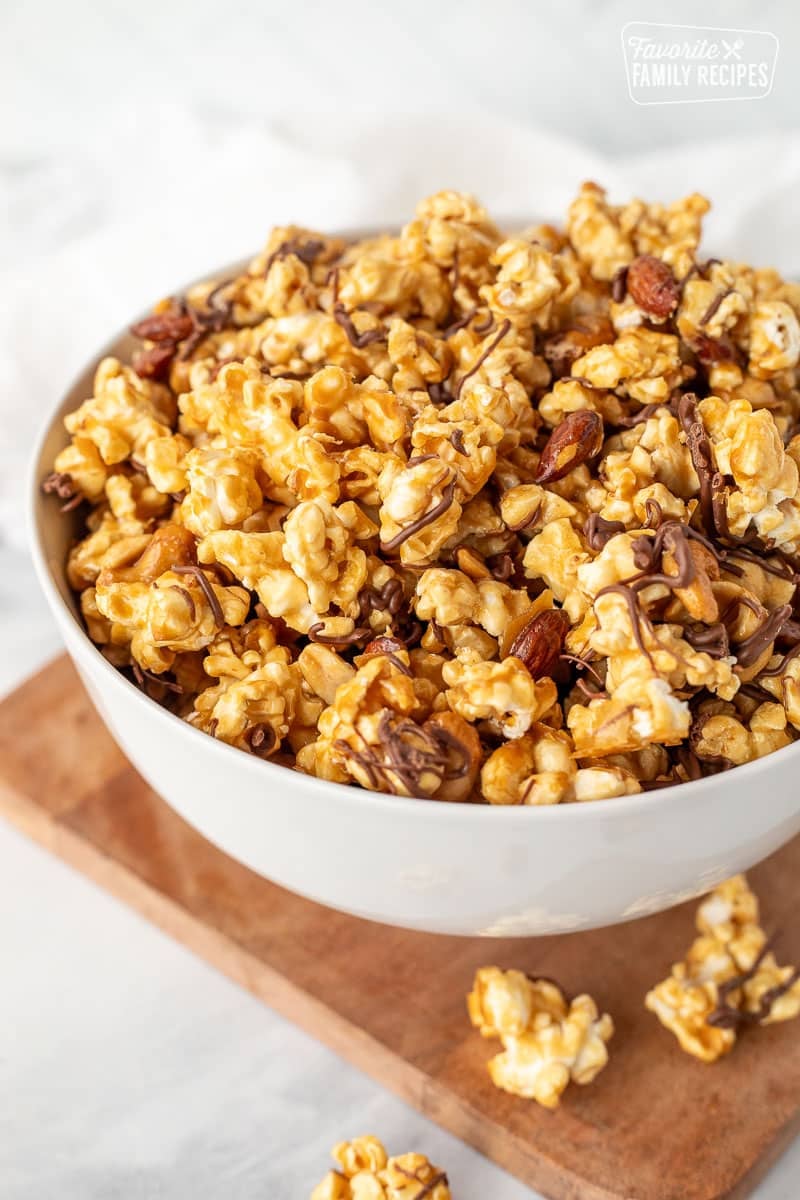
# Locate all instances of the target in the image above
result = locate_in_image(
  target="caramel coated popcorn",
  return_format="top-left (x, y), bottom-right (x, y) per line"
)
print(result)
top-left (46, 185), bottom-right (800, 801)
top-left (310, 1137), bottom-right (450, 1200)
top-left (467, 967), bottom-right (613, 1107)
top-left (645, 875), bottom-right (800, 1062)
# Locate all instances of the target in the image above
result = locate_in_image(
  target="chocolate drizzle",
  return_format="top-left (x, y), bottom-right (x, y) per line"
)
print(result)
top-left (131, 662), bottom-right (184, 695)
top-left (684, 623), bottom-right (730, 659)
top-left (699, 288), bottom-right (733, 327)
top-left (380, 480), bottom-right (457, 552)
top-left (336, 712), bottom-right (469, 796)
top-left (246, 723), bottom-right (279, 758)
top-left (454, 318), bottom-right (511, 399)
top-left (677, 393), bottom-right (799, 584)
top-left (442, 306), bottom-right (478, 338)
top-left (307, 622), bottom-right (371, 647)
top-left (168, 584), bottom-right (197, 622)
top-left (595, 583), bottom-right (657, 668)
top-left (585, 513), bottom-right (626, 551)
top-left (761, 640), bottom-right (800, 678)
top-left (733, 604), bottom-right (793, 668)
top-left (707, 942), bottom-right (800, 1030)
top-left (333, 304), bottom-right (386, 349)
top-left (611, 265), bottom-right (628, 303)
top-left (172, 565), bottom-right (225, 629)
top-left (42, 471), bottom-right (84, 512)
top-left (678, 393), bottom-right (718, 535)
top-left (613, 402), bottom-right (668, 429)
top-left (472, 311), bottom-right (495, 335)
top-left (358, 577), bottom-right (406, 622)
top-left (264, 237), bottom-right (325, 274)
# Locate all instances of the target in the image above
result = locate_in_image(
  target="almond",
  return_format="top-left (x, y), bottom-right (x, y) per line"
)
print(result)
top-left (535, 410), bottom-right (604, 484)
top-left (508, 609), bottom-right (570, 680)
top-left (132, 343), bottom-right (177, 380)
top-left (626, 255), bottom-right (680, 318)
top-left (131, 307), bottom-right (194, 343)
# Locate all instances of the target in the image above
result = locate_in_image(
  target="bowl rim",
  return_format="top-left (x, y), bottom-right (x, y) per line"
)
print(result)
top-left (26, 243), bottom-right (800, 824)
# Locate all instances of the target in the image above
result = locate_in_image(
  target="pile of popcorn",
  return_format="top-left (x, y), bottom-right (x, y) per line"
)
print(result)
top-left (45, 184), bottom-right (800, 802)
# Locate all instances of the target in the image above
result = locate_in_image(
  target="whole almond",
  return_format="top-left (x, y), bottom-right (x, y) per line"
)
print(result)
top-left (535, 410), bottom-right (604, 484)
top-left (508, 609), bottom-right (570, 680)
top-left (132, 343), bottom-right (177, 380)
top-left (626, 255), bottom-right (680, 318)
top-left (131, 308), bottom-right (194, 343)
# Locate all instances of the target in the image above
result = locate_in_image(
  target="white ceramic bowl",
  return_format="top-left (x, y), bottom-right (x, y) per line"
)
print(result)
top-left (28, 255), bottom-right (800, 937)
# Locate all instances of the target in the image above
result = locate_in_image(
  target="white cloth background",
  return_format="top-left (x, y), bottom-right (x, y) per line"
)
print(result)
top-left (5, 112), bottom-right (800, 547)
top-left (3, 2), bottom-right (800, 1196)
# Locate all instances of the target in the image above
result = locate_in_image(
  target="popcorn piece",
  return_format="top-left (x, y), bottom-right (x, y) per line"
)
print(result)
top-left (468, 967), bottom-right (567, 1038)
top-left (378, 459), bottom-right (462, 566)
top-left (179, 445), bottom-right (263, 536)
top-left (523, 519), bottom-right (590, 602)
top-left (488, 995), bottom-right (613, 1107)
top-left (191, 648), bottom-right (302, 754)
top-left (311, 1137), bottom-right (450, 1200)
top-left (691, 703), bottom-right (791, 767)
top-left (63, 356), bottom-right (175, 466)
top-left (698, 394), bottom-right (800, 549)
top-left (467, 967), bottom-right (613, 1108)
top-left (567, 182), bottom-right (708, 281)
top-left (748, 301), bottom-right (800, 378)
top-left (646, 875), bottom-right (800, 1061)
top-left (571, 328), bottom-right (686, 405)
top-left (307, 655), bottom-right (481, 798)
top-left (95, 564), bottom-right (250, 674)
top-left (414, 568), bottom-right (531, 639)
top-left (443, 653), bottom-right (557, 740)
top-left (480, 238), bottom-right (580, 328)
top-left (282, 499), bottom-right (374, 614)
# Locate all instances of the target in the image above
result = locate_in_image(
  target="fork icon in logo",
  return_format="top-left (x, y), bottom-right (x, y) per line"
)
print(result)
top-left (722, 38), bottom-right (744, 59)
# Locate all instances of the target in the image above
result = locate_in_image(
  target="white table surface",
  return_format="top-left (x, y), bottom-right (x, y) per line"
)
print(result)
top-left (4, 1), bottom-right (800, 1194)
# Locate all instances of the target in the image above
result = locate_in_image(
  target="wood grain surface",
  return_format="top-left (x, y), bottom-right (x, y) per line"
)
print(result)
top-left (1, 655), bottom-right (799, 1200)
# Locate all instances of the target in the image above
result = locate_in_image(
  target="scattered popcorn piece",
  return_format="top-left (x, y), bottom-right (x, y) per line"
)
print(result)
top-left (467, 967), bottom-right (613, 1108)
top-left (310, 1138), bottom-right (450, 1200)
top-left (645, 875), bottom-right (800, 1062)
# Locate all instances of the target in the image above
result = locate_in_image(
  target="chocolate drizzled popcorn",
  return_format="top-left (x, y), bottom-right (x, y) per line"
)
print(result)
top-left (43, 184), bottom-right (800, 801)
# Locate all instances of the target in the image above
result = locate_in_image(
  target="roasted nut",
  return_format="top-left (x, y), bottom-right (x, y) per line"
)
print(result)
top-left (535, 410), bottom-right (604, 484)
top-left (131, 305), bottom-right (194, 343)
top-left (625, 255), bottom-right (680, 318)
top-left (508, 608), bottom-right (570, 679)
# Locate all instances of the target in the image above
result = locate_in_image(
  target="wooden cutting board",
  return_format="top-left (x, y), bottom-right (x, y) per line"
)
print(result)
top-left (2, 655), bottom-right (799, 1200)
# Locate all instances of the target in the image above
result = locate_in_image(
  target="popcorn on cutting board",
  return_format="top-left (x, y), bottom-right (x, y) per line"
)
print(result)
top-left (646, 874), bottom-right (800, 1062)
